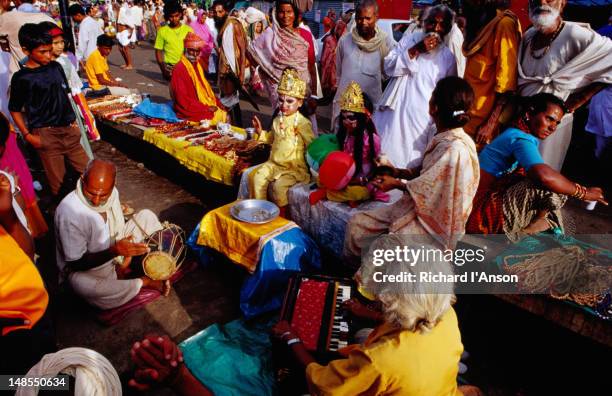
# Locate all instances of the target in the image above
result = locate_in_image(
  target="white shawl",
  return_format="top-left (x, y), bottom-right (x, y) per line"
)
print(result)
top-left (518, 22), bottom-right (612, 97)
top-left (16, 348), bottom-right (122, 396)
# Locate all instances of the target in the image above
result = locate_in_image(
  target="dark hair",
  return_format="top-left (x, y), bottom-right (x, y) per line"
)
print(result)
top-left (212, 0), bottom-right (233, 12)
top-left (68, 3), bottom-right (85, 16)
top-left (431, 76), bottom-right (475, 128)
top-left (356, 0), bottom-right (379, 15)
top-left (337, 100), bottom-right (378, 177)
top-left (425, 4), bottom-right (455, 36)
top-left (18, 23), bottom-right (52, 52)
top-left (0, 113), bottom-right (9, 147)
top-left (96, 34), bottom-right (115, 47)
top-left (163, 1), bottom-right (183, 19)
top-left (39, 21), bottom-right (62, 37)
top-left (275, 0), bottom-right (300, 28)
top-left (524, 93), bottom-right (567, 116)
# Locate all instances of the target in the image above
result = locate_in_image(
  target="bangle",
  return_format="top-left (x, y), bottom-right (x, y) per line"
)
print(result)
top-left (287, 338), bottom-right (302, 346)
top-left (280, 331), bottom-right (291, 340)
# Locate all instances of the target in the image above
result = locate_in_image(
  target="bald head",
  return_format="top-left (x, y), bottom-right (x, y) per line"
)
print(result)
top-left (82, 160), bottom-right (116, 207)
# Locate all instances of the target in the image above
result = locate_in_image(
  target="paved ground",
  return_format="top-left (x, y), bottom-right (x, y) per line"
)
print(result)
top-left (36, 43), bottom-right (611, 394)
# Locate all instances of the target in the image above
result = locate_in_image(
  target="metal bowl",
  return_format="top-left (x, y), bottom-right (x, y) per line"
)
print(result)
top-left (230, 199), bottom-right (280, 224)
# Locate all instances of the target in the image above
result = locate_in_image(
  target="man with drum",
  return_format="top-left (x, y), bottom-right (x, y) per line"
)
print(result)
top-left (55, 159), bottom-right (170, 310)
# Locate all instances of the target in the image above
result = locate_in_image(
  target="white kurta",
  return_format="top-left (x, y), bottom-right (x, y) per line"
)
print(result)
top-left (332, 32), bottom-right (396, 124)
top-left (518, 22), bottom-right (612, 171)
top-left (373, 31), bottom-right (457, 169)
top-left (77, 16), bottom-right (104, 62)
top-left (55, 192), bottom-right (162, 310)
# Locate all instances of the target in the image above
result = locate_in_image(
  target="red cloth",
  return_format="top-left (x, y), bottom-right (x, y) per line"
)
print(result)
top-left (290, 279), bottom-right (328, 350)
top-left (299, 27), bottom-right (316, 78)
top-left (322, 16), bottom-right (334, 33)
top-left (170, 60), bottom-right (219, 122)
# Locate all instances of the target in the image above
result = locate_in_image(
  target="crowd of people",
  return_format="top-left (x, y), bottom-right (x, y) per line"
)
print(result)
top-left (0, 0), bottom-right (611, 394)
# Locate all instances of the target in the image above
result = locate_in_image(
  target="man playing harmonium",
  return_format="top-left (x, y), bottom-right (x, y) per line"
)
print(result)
top-left (55, 159), bottom-right (170, 310)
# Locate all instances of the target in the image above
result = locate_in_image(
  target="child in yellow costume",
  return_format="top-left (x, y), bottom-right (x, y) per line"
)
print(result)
top-left (249, 68), bottom-right (315, 215)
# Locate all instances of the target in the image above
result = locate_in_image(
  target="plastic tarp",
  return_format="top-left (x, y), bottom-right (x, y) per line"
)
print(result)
top-left (179, 317), bottom-right (277, 396)
top-left (187, 222), bottom-right (321, 318)
top-left (133, 98), bottom-right (182, 123)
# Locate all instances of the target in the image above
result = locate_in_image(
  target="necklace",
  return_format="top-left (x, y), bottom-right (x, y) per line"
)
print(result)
top-left (529, 21), bottom-right (565, 60)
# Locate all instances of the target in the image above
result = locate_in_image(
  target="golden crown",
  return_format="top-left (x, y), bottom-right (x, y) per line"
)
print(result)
top-left (277, 68), bottom-right (307, 100)
top-left (339, 81), bottom-right (366, 114)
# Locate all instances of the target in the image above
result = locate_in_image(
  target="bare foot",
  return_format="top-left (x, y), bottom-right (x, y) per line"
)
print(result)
top-left (142, 277), bottom-right (172, 296)
top-left (124, 65), bottom-right (134, 70)
top-left (523, 217), bottom-right (550, 235)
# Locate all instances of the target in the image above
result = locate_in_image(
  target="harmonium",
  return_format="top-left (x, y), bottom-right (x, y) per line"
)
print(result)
top-left (280, 274), bottom-right (355, 361)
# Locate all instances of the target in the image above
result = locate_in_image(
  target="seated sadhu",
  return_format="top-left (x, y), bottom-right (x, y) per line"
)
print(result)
top-left (55, 159), bottom-right (170, 310)
top-left (466, 93), bottom-right (607, 241)
top-left (170, 32), bottom-right (227, 124)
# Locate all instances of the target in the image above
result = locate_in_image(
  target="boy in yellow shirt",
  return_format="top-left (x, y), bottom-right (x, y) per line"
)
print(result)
top-left (85, 34), bottom-right (131, 96)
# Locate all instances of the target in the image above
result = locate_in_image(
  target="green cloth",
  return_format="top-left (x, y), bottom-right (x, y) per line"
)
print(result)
top-left (179, 317), bottom-right (277, 396)
top-left (154, 24), bottom-right (193, 65)
top-left (307, 134), bottom-right (339, 171)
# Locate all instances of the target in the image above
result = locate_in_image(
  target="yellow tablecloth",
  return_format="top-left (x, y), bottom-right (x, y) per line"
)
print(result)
top-left (143, 126), bottom-right (245, 186)
top-left (196, 201), bottom-right (297, 273)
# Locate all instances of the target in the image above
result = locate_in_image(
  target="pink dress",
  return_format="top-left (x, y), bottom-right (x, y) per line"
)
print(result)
top-left (0, 130), bottom-right (48, 237)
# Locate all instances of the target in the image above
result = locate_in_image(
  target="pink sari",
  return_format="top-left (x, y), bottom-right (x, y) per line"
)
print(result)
top-left (0, 129), bottom-right (48, 237)
top-left (189, 11), bottom-right (215, 64)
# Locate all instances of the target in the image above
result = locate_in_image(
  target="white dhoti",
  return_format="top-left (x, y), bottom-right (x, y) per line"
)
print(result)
top-left (68, 209), bottom-right (162, 310)
top-left (538, 113), bottom-right (573, 171)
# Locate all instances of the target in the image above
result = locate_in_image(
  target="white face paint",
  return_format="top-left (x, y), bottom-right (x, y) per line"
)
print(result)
top-left (529, 4), bottom-right (561, 30)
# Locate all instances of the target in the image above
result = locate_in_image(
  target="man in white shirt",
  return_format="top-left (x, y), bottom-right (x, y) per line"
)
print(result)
top-left (55, 160), bottom-right (170, 310)
top-left (333, 0), bottom-right (395, 123)
top-left (16, 0), bottom-right (38, 13)
top-left (68, 4), bottom-right (103, 66)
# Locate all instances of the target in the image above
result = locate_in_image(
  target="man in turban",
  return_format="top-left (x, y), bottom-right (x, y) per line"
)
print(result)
top-left (170, 32), bottom-right (227, 123)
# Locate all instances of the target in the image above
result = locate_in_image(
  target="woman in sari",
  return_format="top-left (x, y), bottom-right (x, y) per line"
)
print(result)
top-left (189, 9), bottom-right (215, 67)
top-left (320, 20), bottom-right (347, 100)
top-left (0, 113), bottom-right (48, 237)
top-left (465, 93), bottom-right (607, 241)
top-left (345, 77), bottom-right (480, 258)
top-left (247, 0), bottom-right (318, 109)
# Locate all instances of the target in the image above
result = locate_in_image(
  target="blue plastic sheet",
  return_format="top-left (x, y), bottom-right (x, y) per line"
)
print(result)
top-left (187, 224), bottom-right (322, 318)
top-left (179, 317), bottom-right (277, 396)
top-left (133, 98), bottom-right (182, 123)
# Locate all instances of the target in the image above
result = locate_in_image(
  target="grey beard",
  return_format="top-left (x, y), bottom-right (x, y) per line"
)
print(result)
top-left (529, 8), bottom-right (560, 30)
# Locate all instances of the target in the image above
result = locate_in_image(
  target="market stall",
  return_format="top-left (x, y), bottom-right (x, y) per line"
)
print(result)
top-left (87, 95), bottom-right (268, 186)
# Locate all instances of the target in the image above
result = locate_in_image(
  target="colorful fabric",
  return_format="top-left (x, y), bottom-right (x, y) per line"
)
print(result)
top-left (502, 179), bottom-right (567, 242)
top-left (247, 12), bottom-right (310, 86)
top-left (320, 26), bottom-right (341, 96)
top-left (290, 279), bottom-right (329, 350)
top-left (305, 308), bottom-right (463, 396)
top-left (0, 129), bottom-right (48, 237)
top-left (171, 57), bottom-right (226, 123)
top-left (184, 31), bottom-right (206, 50)
top-left (466, 173), bottom-right (518, 235)
top-left (84, 49), bottom-right (111, 91)
top-left (154, 24), bottom-right (194, 65)
top-left (143, 127), bottom-right (245, 185)
top-left (0, 227), bottom-right (49, 335)
top-left (180, 317), bottom-right (277, 396)
top-left (345, 128), bottom-right (479, 255)
top-left (249, 112), bottom-right (314, 206)
top-left (463, 10), bottom-right (521, 135)
top-left (189, 11), bottom-right (215, 61)
top-left (479, 127), bottom-right (544, 177)
top-left (73, 93), bottom-right (101, 141)
top-left (196, 201), bottom-right (298, 273)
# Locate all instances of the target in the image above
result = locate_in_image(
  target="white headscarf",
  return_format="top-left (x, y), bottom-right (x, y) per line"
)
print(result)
top-left (16, 348), bottom-right (122, 396)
